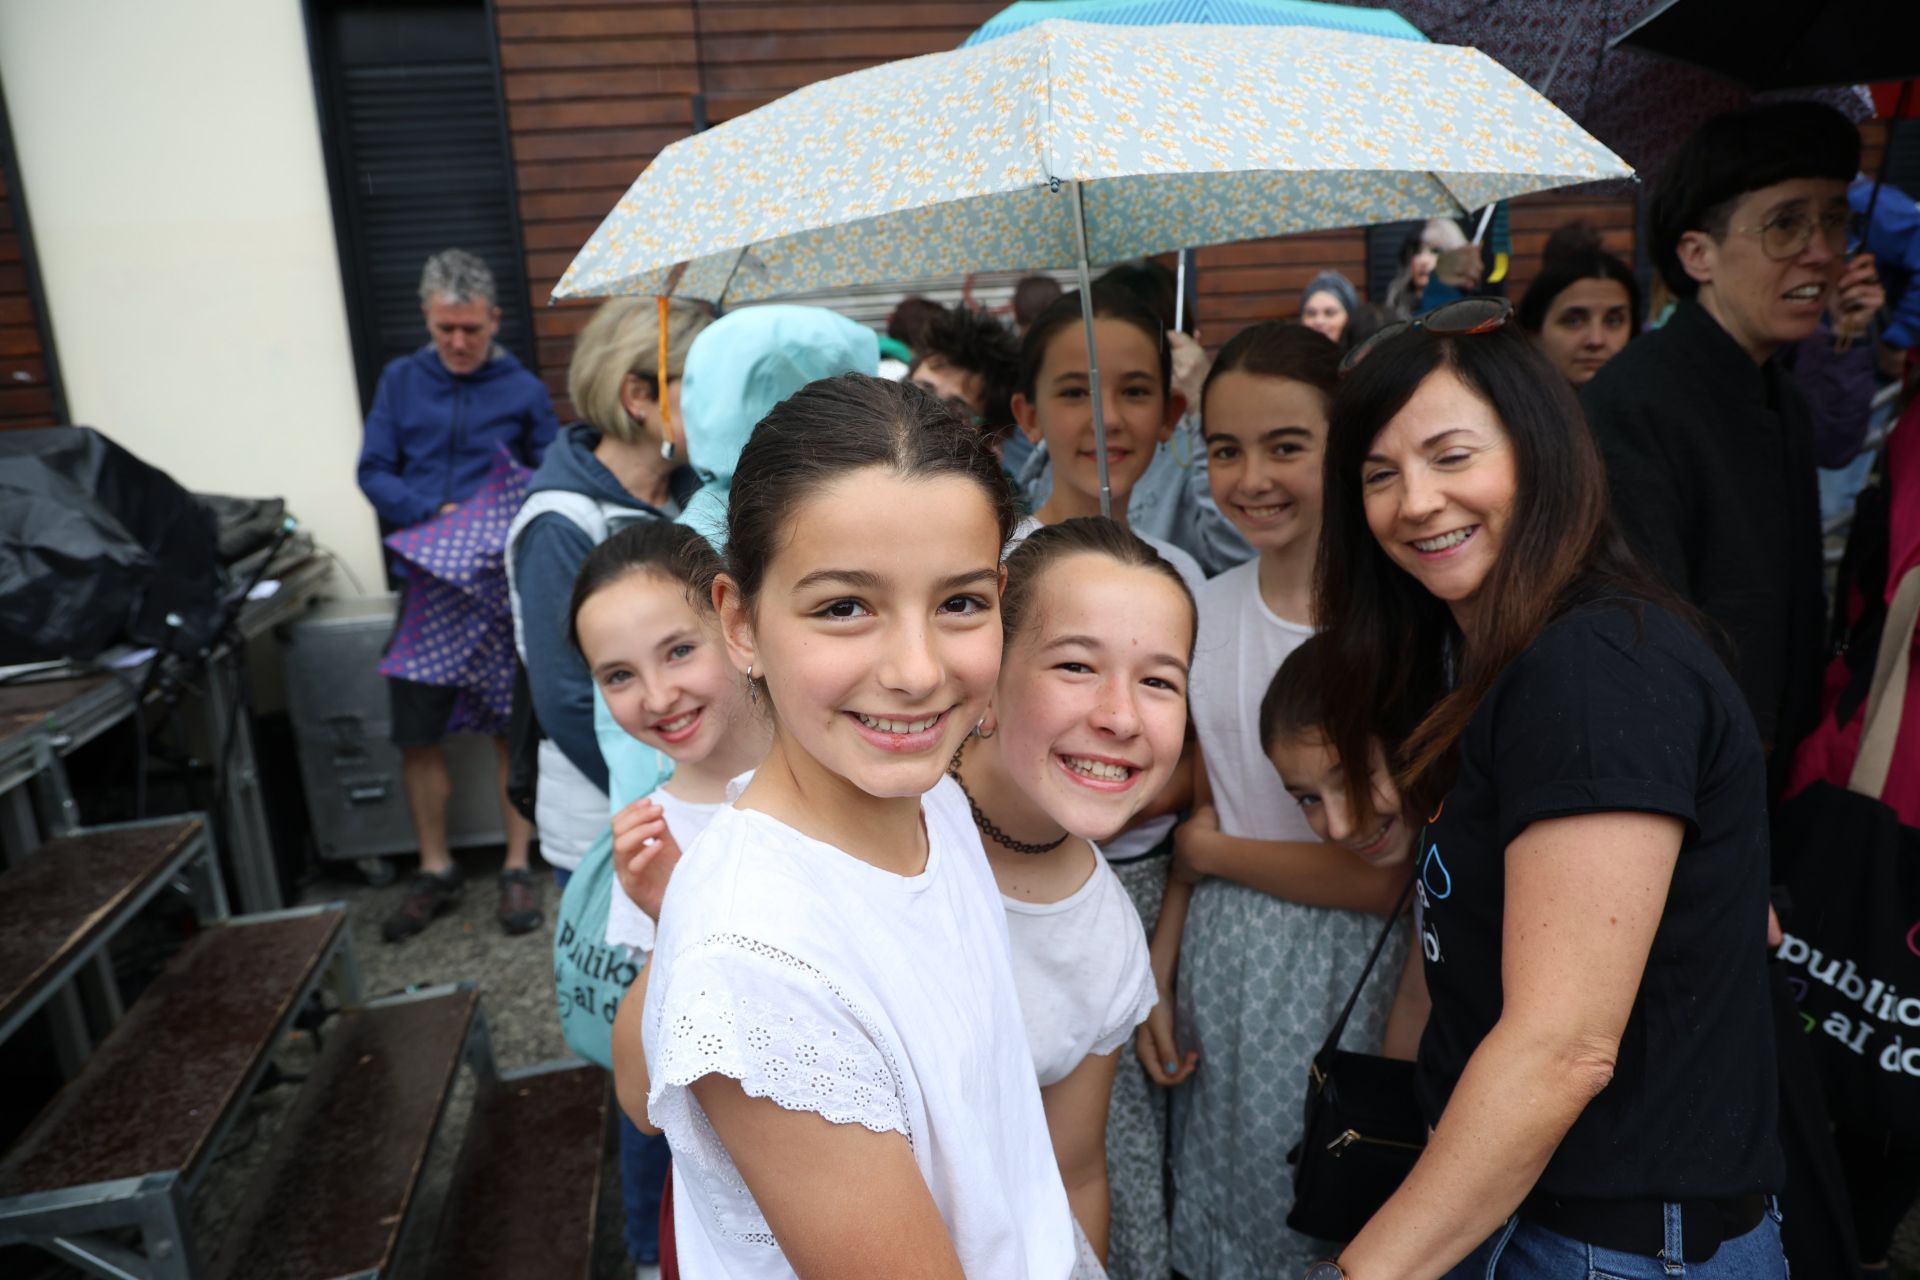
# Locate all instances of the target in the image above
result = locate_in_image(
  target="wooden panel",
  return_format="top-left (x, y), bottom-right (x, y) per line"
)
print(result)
top-left (494, 0), bottom-right (1004, 416)
top-left (0, 165), bottom-right (55, 427)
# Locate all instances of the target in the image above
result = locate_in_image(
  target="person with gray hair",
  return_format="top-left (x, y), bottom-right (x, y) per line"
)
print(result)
top-left (356, 247), bottom-right (560, 943)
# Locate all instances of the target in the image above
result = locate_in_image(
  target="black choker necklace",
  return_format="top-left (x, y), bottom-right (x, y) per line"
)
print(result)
top-left (947, 741), bottom-right (1068, 856)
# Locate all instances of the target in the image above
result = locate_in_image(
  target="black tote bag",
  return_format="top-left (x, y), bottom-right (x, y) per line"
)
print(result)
top-left (1772, 566), bottom-right (1920, 1142)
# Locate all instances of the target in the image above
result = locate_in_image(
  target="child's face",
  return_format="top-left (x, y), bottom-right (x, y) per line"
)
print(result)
top-left (1270, 729), bottom-right (1412, 868)
top-left (1204, 371), bottom-right (1328, 559)
top-left (721, 466), bottom-right (1005, 800)
top-left (577, 569), bottom-right (746, 765)
top-left (993, 556), bottom-right (1192, 843)
top-left (1013, 316), bottom-right (1182, 510)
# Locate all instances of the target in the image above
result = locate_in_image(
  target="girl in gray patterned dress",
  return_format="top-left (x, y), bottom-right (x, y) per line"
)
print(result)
top-left (1135, 325), bottom-right (1410, 1278)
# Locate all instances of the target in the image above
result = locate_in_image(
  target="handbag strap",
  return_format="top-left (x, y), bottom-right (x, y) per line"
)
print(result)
top-left (1849, 564), bottom-right (1920, 798)
top-left (1313, 837), bottom-right (1421, 1066)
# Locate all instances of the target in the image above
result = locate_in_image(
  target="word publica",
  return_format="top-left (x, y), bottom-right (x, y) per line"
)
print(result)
top-left (1776, 931), bottom-right (1920, 1077)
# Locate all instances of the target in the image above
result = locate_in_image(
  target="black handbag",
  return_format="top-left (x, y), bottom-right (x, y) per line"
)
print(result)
top-left (1287, 874), bottom-right (1427, 1243)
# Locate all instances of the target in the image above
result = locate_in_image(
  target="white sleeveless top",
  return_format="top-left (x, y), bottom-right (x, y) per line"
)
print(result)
top-left (642, 778), bottom-right (1078, 1279)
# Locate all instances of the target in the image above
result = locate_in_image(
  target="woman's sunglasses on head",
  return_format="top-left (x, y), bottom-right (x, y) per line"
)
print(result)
top-left (1339, 296), bottom-right (1514, 376)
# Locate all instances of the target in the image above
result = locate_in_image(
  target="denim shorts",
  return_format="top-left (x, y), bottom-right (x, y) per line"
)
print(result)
top-left (1445, 1198), bottom-right (1786, 1279)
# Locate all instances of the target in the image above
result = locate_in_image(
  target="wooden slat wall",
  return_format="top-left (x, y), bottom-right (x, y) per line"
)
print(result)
top-left (0, 164), bottom-right (56, 429)
top-left (494, 0), bottom-right (1003, 417)
top-left (491, 6), bottom-right (1894, 404)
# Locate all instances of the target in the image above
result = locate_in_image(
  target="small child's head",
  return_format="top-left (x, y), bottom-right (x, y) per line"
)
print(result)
top-left (992, 517), bottom-right (1196, 843)
top-left (1201, 321), bottom-right (1339, 560)
top-left (569, 520), bottom-right (739, 764)
top-left (1259, 634), bottom-right (1412, 869)
top-left (715, 374), bottom-right (1017, 800)
top-left (1011, 282), bottom-right (1181, 513)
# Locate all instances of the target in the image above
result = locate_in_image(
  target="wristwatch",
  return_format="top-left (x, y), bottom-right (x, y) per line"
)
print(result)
top-left (1304, 1263), bottom-right (1347, 1280)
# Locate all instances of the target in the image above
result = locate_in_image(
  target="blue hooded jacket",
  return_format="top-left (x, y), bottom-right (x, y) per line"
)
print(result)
top-left (357, 344), bottom-right (560, 528)
top-left (676, 306), bottom-right (881, 549)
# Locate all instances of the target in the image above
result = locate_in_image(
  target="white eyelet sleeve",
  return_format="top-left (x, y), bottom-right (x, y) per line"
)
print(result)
top-left (645, 933), bottom-right (911, 1246)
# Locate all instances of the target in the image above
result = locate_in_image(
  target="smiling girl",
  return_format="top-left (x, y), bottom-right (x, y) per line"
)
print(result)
top-left (1141, 322), bottom-right (1406, 1279)
top-left (639, 374), bottom-right (1088, 1279)
top-left (948, 518), bottom-right (1194, 1274)
top-left (567, 520), bottom-right (769, 951)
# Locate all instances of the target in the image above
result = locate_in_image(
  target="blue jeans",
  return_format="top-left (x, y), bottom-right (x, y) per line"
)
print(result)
top-left (1445, 1200), bottom-right (1786, 1279)
top-left (620, 1113), bottom-right (671, 1263)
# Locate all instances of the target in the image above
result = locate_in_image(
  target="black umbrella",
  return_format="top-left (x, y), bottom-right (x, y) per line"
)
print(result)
top-left (1611, 0), bottom-right (1920, 91)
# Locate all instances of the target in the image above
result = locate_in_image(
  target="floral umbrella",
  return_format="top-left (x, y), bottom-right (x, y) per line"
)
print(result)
top-left (556, 18), bottom-right (1630, 512)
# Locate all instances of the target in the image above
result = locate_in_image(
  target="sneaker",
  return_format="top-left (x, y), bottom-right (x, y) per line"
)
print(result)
top-left (498, 868), bottom-right (542, 935)
top-left (381, 866), bottom-right (465, 943)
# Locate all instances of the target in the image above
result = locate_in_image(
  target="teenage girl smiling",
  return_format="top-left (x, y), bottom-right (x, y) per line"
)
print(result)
top-left (639, 374), bottom-right (1093, 1279)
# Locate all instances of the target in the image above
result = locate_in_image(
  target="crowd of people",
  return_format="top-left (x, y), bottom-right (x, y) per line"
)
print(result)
top-left (354, 98), bottom-right (1920, 1280)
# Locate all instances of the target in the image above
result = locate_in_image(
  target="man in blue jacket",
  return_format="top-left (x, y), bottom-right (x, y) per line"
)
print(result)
top-left (356, 248), bottom-right (559, 941)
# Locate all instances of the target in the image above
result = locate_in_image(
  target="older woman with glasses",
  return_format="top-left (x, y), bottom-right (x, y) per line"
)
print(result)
top-left (1301, 311), bottom-right (1786, 1280)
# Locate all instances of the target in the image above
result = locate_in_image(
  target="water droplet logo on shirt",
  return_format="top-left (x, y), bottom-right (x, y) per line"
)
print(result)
top-left (1421, 838), bottom-right (1452, 901)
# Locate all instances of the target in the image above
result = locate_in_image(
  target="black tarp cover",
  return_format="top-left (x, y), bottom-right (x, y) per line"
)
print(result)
top-left (0, 427), bottom-right (225, 664)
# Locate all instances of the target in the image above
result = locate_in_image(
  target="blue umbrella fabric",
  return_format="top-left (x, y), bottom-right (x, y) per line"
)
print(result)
top-left (963, 0), bottom-right (1425, 46)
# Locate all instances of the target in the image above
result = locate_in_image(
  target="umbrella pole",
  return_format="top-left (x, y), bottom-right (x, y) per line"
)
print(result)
top-left (1175, 247), bottom-right (1188, 333)
top-left (1068, 180), bottom-right (1112, 519)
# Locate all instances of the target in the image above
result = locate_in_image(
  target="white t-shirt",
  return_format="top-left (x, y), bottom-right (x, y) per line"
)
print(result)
top-left (1003, 844), bottom-right (1158, 1087)
top-left (1005, 516), bottom-right (1205, 862)
top-left (605, 787), bottom-right (723, 955)
top-left (1189, 558), bottom-right (1318, 842)
top-left (642, 778), bottom-right (1077, 1280)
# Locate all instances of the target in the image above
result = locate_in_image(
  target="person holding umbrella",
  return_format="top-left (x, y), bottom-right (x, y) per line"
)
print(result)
top-left (357, 249), bottom-right (559, 941)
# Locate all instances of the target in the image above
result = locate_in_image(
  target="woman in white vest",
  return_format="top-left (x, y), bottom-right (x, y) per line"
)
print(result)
top-left (506, 297), bottom-right (713, 889)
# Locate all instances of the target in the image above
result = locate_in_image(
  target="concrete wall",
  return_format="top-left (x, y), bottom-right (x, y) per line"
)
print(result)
top-left (0, 0), bottom-right (381, 595)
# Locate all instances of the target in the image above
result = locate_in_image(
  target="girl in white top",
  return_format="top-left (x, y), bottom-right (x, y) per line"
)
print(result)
top-left (946, 518), bottom-right (1196, 1263)
top-left (1007, 285), bottom-right (1208, 1280)
top-left (1139, 324), bottom-right (1406, 1278)
top-left (565, 519), bottom-right (770, 952)
top-left (632, 374), bottom-right (1086, 1279)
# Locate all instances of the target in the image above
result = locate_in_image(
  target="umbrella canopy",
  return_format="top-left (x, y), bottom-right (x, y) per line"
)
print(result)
top-left (1612, 0), bottom-right (1920, 91)
top-left (553, 19), bottom-right (1630, 306)
top-left (1351, 0), bottom-right (1872, 184)
top-left (962, 0), bottom-right (1425, 46)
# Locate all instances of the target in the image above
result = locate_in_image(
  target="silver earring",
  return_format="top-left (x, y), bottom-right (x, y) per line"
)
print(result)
top-left (975, 716), bottom-right (995, 741)
top-left (746, 664), bottom-right (759, 705)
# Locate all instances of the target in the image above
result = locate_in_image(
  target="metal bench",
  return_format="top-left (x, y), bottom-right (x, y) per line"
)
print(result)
top-left (0, 815), bottom-right (224, 1046)
top-left (0, 905), bottom-right (353, 1279)
top-left (425, 1061), bottom-right (610, 1280)
top-left (207, 983), bottom-right (488, 1280)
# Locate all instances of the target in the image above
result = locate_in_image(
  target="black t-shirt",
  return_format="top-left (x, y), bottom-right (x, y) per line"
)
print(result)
top-left (1413, 597), bottom-right (1784, 1200)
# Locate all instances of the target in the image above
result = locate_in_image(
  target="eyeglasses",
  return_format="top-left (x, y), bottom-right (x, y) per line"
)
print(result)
top-left (1733, 207), bottom-right (1851, 261)
top-left (1339, 296), bottom-right (1514, 375)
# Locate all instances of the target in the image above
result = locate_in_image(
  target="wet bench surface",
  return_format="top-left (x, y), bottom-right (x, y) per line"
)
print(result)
top-left (426, 1065), bottom-right (610, 1280)
top-left (0, 908), bottom-right (345, 1197)
top-left (0, 817), bottom-right (207, 1037)
top-left (209, 986), bottom-right (480, 1280)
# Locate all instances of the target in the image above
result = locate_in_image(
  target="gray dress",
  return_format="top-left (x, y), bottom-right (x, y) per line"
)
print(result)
top-left (1103, 850), bottom-right (1174, 1280)
top-left (1168, 879), bottom-right (1408, 1278)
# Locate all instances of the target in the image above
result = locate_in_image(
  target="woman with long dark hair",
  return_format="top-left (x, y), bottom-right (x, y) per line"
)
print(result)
top-left (1301, 316), bottom-right (1785, 1279)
